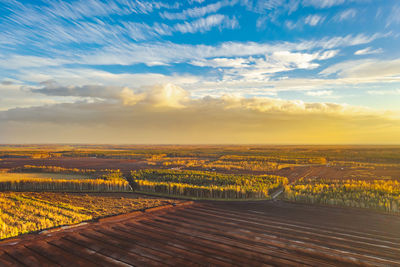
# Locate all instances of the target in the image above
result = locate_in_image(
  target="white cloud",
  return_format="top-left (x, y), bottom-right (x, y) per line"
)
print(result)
top-left (0, 1), bottom-right (237, 48)
top-left (308, 33), bottom-right (388, 50)
top-left (2, 83), bottom-right (399, 144)
top-left (120, 83), bottom-right (189, 108)
top-left (304, 15), bottom-right (325, 26)
top-left (286, 14), bottom-right (326, 29)
top-left (77, 33), bottom-right (383, 67)
top-left (317, 49), bottom-right (340, 59)
top-left (174, 14), bottom-right (238, 34)
top-left (335, 9), bottom-right (357, 21)
top-left (0, 81), bottom-right (79, 111)
top-left (119, 14), bottom-right (239, 41)
top-left (0, 55), bottom-right (69, 69)
top-left (28, 82), bottom-right (354, 114)
top-left (122, 22), bottom-right (171, 41)
top-left (354, 47), bottom-right (383, 55)
top-left (17, 82), bottom-right (381, 116)
top-left (256, 16), bottom-right (268, 30)
top-left (6, 50), bottom-right (398, 102)
top-left (160, 0), bottom-right (237, 20)
top-left (367, 89), bottom-right (400, 95)
top-left (306, 90), bottom-right (333, 96)
top-left (17, 68), bottom-right (200, 88)
top-left (302, 0), bottom-right (373, 9)
top-left (190, 49), bottom-right (338, 83)
top-left (191, 57), bottom-right (250, 68)
top-left (285, 20), bottom-right (300, 30)
top-left (302, 0), bottom-right (345, 8)
top-left (272, 51), bottom-right (318, 68)
top-left (320, 58), bottom-right (400, 81)
top-left (386, 5), bottom-right (400, 27)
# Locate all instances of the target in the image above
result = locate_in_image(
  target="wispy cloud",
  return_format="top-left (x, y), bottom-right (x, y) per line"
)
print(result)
top-left (160, 0), bottom-right (237, 20)
top-left (302, 0), bottom-right (345, 8)
top-left (0, 2), bottom-right (238, 48)
top-left (244, 0), bottom-right (288, 13)
top-left (354, 47), bottom-right (383, 55)
top-left (16, 68), bottom-right (200, 88)
top-left (122, 14), bottom-right (239, 40)
top-left (1, 0), bottom-right (399, 144)
top-left (334, 9), bottom-right (357, 21)
top-left (0, 54), bottom-right (69, 69)
top-left (77, 33), bottom-right (383, 67)
top-left (206, 50), bottom-right (330, 82)
top-left (320, 58), bottom-right (400, 83)
top-left (174, 14), bottom-right (239, 33)
top-left (304, 14), bottom-right (325, 26)
top-left (367, 89), bottom-right (400, 95)
top-left (286, 14), bottom-right (326, 29)
top-left (305, 90), bottom-right (333, 96)
top-left (386, 4), bottom-right (400, 27)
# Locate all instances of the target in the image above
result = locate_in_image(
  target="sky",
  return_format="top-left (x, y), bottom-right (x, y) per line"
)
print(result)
top-left (0, 0), bottom-right (400, 144)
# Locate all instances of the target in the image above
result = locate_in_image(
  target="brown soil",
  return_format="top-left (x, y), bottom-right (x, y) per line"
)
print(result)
top-left (275, 165), bottom-right (400, 182)
top-left (0, 201), bottom-right (399, 266)
top-left (15, 192), bottom-right (181, 218)
top-left (0, 157), bottom-right (148, 173)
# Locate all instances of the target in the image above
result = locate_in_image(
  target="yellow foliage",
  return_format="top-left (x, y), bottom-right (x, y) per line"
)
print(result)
top-left (284, 179), bottom-right (400, 213)
top-left (0, 192), bottom-right (92, 239)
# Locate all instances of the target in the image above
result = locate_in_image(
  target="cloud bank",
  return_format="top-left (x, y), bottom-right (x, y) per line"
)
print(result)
top-left (1, 84), bottom-right (399, 144)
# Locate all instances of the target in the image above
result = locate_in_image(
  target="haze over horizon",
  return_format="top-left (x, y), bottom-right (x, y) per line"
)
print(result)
top-left (1, 0), bottom-right (400, 144)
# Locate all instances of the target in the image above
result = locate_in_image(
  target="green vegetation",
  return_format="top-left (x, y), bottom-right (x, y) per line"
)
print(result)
top-left (131, 169), bottom-right (288, 199)
top-left (284, 179), bottom-right (400, 213)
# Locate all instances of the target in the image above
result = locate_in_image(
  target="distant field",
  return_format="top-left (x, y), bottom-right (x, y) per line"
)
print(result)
top-left (1, 144), bottom-right (400, 182)
top-left (0, 144), bottom-right (399, 208)
top-left (0, 192), bottom-right (179, 240)
top-left (131, 169), bottom-right (288, 199)
top-left (0, 172), bottom-right (90, 181)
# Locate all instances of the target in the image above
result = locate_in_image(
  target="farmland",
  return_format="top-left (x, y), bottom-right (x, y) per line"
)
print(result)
top-left (1, 145), bottom-right (399, 181)
top-left (0, 144), bottom-right (399, 241)
top-left (0, 172), bottom-right (91, 181)
top-left (131, 169), bottom-right (288, 199)
top-left (1, 200), bottom-right (399, 266)
top-left (0, 172), bottom-right (131, 193)
top-left (0, 192), bottom-right (178, 240)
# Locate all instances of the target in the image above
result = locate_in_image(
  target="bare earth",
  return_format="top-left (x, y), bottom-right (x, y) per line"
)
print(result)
top-left (0, 200), bottom-right (398, 266)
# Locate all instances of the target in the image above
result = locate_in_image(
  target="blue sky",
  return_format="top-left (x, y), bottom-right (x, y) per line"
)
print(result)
top-left (1, 0), bottom-right (400, 144)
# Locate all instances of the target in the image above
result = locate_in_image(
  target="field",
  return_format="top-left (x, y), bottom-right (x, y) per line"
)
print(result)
top-left (1, 145), bottom-right (399, 182)
top-left (1, 200), bottom-right (399, 266)
top-left (0, 144), bottom-right (399, 241)
top-left (0, 168), bottom-right (132, 192)
top-left (0, 172), bottom-right (91, 181)
top-left (0, 192), bottom-right (178, 240)
top-left (0, 145), bottom-right (399, 265)
top-left (131, 169), bottom-right (288, 199)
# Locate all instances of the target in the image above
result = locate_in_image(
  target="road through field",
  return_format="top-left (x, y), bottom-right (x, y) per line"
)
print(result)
top-left (0, 200), bottom-right (399, 266)
top-left (270, 187), bottom-right (284, 200)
